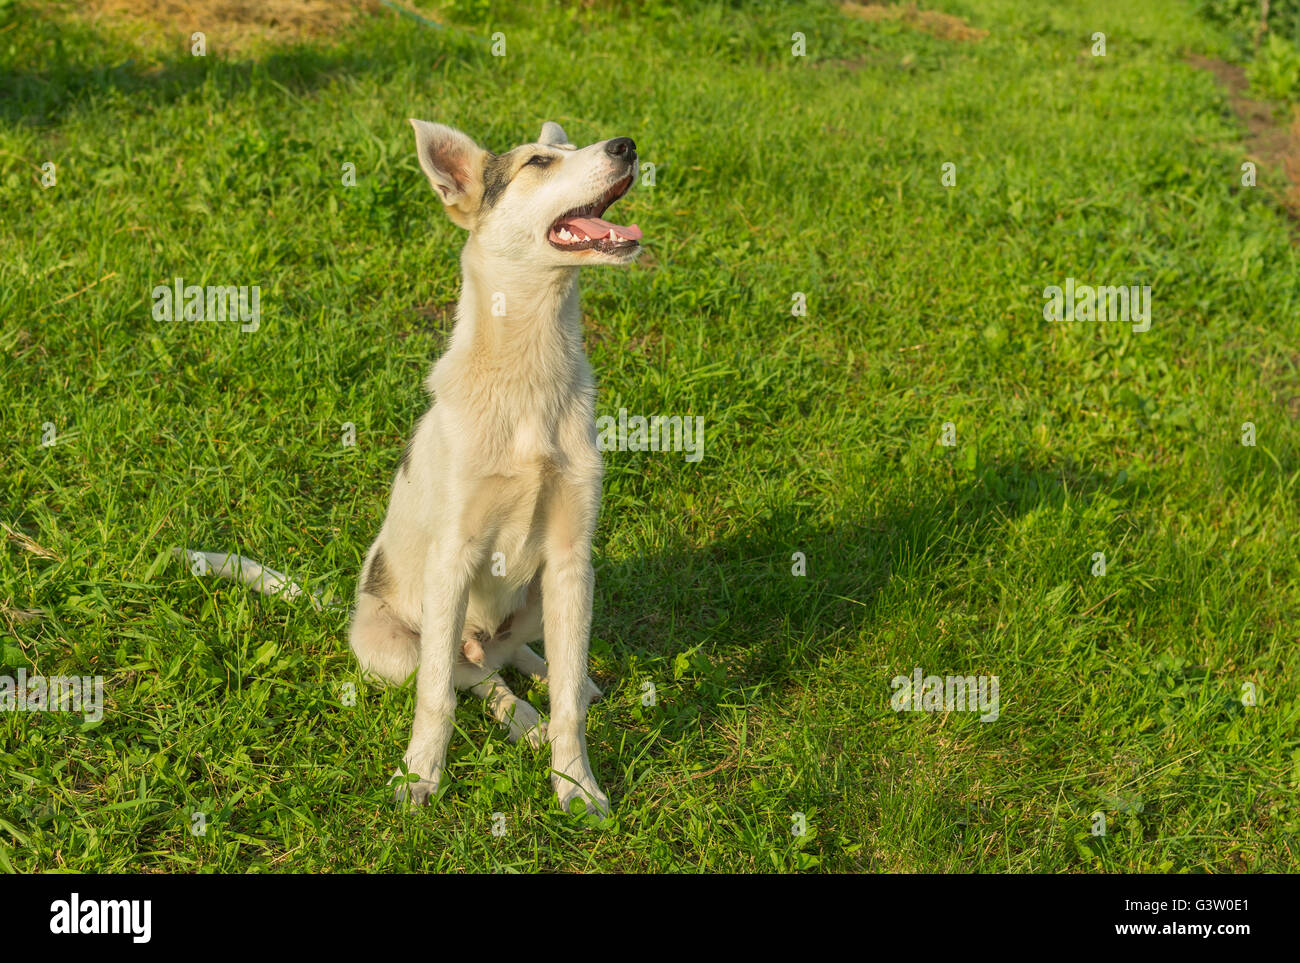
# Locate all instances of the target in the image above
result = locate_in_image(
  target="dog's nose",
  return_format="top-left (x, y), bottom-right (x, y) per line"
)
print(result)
top-left (605, 137), bottom-right (636, 160)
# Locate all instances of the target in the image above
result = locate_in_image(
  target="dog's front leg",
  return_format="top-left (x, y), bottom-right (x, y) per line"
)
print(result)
top-left (393, 539), bottom-right (474, 807)
top-left (542, 543), bottom-right (609, 816)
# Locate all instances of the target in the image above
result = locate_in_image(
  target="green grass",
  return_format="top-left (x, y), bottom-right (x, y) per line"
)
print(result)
top-left (2, 0), bottom-right (1298, 872)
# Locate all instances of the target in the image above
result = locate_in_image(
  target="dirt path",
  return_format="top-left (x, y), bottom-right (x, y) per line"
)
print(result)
top-left (1188, 53), bottom-right (1300, 222)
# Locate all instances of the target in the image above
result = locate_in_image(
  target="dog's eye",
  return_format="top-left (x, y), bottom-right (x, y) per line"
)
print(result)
top-left (525, 155), bottom-right (553, 169)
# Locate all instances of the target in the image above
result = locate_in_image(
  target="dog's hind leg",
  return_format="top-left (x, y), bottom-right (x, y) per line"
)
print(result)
top-left (509, 645), bottom-right (602, 704)
top-left (502, 584), bottom-right (603, 703)
top-left (349, 593), bottom-right (419, 685)
top-left (457, 664), bottom-right (546, 748)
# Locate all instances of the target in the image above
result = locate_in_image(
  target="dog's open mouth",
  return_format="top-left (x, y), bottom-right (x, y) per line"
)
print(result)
top-left (547, 175), bottom-right (641, 253)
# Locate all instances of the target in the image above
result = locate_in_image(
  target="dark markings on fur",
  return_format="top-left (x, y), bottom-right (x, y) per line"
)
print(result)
top-left (495, 613), bottom-right (514, 639)
top-left (364, 547), bottom-right (392, 598)
top-left (479, 152), bottom-right (515, 211)
top-left (397, 435), bottom-right (416, 478)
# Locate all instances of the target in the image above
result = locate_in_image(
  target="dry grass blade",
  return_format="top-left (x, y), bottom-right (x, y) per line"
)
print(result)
top-left (2, 523), bottom-right (61, 561)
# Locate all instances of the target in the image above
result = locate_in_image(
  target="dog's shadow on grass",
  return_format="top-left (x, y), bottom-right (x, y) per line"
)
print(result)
top-left (587, 456), bottom-right (1147, 738)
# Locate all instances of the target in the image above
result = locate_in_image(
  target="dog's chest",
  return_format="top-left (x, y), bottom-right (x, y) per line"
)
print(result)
top-left (470, 468), bottom-right (551, 587)
top-left (468, 377), bottom-right (586, 476)
top-left (504, 413), bottom-right (558, 472)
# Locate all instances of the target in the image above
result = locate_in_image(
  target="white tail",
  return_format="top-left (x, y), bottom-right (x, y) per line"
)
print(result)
top-left (171, 547), bottom-right (332, 611)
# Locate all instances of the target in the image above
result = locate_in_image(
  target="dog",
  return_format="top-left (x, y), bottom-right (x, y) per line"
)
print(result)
top-left (347, 119), bottom-right (642, 815)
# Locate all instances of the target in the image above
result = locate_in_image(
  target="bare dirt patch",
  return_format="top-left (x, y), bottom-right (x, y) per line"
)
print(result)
top-left (72, 0), bottom-right (383, 53)
top-left (840, 2), bottom-right (987, 43)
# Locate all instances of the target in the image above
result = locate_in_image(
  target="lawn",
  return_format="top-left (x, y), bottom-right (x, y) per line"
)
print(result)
top-left (1, 0), bottom-right (1298, 872)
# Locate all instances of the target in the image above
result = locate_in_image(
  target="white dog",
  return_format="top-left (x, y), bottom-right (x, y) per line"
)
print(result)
top-left (348, 120), bottom-right (642, 815)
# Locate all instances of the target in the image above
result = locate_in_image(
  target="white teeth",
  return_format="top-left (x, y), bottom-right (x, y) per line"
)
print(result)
top-left (558, 228), bottom-right (572, 240)
top-left (609, 231), bottom-right (621, 243)
top-left (580, 234), bottom-right (589, 242)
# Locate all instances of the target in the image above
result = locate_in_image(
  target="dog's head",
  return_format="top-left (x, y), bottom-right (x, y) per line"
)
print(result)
top-left (409, 119), bottom-right (641, 266)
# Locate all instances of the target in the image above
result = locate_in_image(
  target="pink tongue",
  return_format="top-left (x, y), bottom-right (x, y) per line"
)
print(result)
top-left (565, 217), bottom-right (641, 241)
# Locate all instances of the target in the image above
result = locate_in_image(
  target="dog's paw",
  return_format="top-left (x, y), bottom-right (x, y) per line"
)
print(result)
top-left (584, 677), bottom-right (603, 704)
top-left (553, 774), bottom-right (610, 818)
top-left (504, 703), bottom-right (547, 750)
top-left (390, 768), bottom-right (440, 808)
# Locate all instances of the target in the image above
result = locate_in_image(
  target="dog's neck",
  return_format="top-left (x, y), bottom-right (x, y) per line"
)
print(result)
top-left (454, 239), bottom-right (584, 361)
top-left (426, 241), bottom-right (590, 402)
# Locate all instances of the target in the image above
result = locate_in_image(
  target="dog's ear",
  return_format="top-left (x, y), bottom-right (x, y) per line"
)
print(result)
top-left (538, 121), bottom-right (573, 148)
top-left (410, 119), bottom-right (487, 227)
